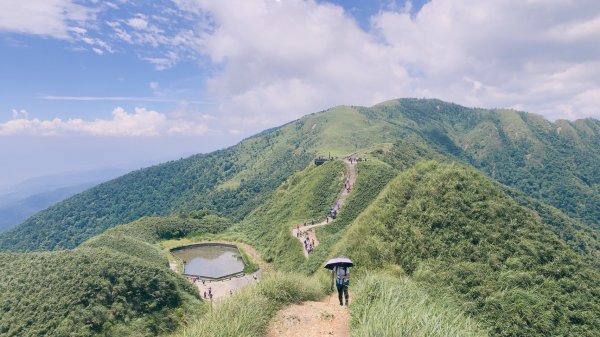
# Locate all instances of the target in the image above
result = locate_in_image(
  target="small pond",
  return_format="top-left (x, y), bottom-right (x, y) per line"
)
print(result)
top-left (171, 244), bottom-right (245, 279)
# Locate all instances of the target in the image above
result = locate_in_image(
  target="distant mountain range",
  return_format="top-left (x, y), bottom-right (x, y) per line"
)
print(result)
top-left (0, 168), bottom-right (127, 232)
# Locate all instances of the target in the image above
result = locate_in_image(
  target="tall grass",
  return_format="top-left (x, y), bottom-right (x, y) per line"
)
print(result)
top-left (171, 271), bottom-right (326, 337)
top-left (350, 273), bottom-right (488, 337)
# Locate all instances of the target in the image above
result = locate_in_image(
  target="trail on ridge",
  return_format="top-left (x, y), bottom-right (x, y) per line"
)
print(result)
top-left (268, 159), bottom-right (358, 336)
top-left (292, 159), bottom-right (357, 257)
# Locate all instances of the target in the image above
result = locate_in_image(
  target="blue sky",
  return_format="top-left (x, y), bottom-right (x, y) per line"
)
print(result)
top-left (1, 0), bottom-right (599, 186)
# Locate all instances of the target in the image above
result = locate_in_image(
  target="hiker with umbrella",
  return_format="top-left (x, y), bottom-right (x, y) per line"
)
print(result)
top-left (325, 257), bottom-right (352, 306)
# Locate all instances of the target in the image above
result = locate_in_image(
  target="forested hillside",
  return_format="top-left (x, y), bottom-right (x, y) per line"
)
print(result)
top-left (334, 161), bottom-right (600, 336)
top-left (0, 213), bottom-right (230, 337)
top-left (1, 98), bottom-right (598, 254)
top-left (369, 99), bottom-right (600, 227)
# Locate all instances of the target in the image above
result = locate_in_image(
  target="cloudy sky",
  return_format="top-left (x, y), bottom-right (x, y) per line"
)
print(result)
top-left (1, 0), bottom-right (599, 186)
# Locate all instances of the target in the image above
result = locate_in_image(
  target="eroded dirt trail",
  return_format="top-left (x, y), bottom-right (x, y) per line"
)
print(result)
top-left (266, 294), bottom-right (351, 337)
top-left (292, 159), bottom-right (357, 257)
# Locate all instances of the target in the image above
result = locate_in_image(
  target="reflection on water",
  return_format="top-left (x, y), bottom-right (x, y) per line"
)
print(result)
top-left (172, 245), bottom-right (244, 278)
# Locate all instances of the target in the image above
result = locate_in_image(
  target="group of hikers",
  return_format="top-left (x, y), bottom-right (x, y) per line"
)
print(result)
top-left (347, 156), bottom-right (365, 164)
top-left (304, 235), bottom-right (315, 254)
top-left (203, 286), bottom-right (213, 300)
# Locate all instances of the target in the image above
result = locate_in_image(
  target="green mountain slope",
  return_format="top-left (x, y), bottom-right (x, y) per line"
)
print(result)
top-left (0, 213), bottom-right (231, 337)
top-left (0, 249), bottom-right (198, 337)
top-left (369, 99), bottom-right (600, 227)
top-left (1, 98), bottom-right (598, 253)
top-left (334, 161), bottom-right (600, 336)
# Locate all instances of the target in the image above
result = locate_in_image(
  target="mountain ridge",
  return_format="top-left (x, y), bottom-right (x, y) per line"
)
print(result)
top-left (0, 98), bottom-right (598, 252)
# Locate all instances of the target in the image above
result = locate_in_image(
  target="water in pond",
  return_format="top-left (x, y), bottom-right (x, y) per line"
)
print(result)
top-left (172, 245), bottom-right (245, 278)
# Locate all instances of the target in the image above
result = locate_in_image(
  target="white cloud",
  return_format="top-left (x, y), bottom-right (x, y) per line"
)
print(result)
top-left (170, 0), bottom-right (599, 130)
top-left (126, 14), bottom-right (149, 30)
top-left (184, 0), bottom-right (411, 129)
top-left (0, 107), bottom-right (208, 137)
top-left (11, 109), bottom-right (28, 119)
top-left (0, 0), bottom-right (94, 38)
top-left (144, 51), bottom-right (179, 70)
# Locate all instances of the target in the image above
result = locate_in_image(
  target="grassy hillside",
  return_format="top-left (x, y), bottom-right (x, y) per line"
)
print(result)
top-left (234, 160), bottom-right (346, 269)
top-left (0, 183), bottom-right (97, 232)
top-left (0, 130), bottom-right (313, 251)
top-left (378, 138), bottom-right (600, 267)
top-left (1, 98), bottom-right (598, 252)
top-left (0, 248), bottom-right (201, 337)
top-left (299, 160), bottom-right (397, 274)
top-left (168, 272), bottom-right (326, 337)
top-left (0, 214), bottom-right (236, 337)
top-left (351, 273), bottom-right (488, 337)
top-left (334, 161), bottom-right (600, 336)
top-left (371, 99), bottom-right (600, 227)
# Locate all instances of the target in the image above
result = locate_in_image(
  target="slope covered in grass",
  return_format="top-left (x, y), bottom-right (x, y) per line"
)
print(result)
top-left (371, 99), bottom-right (600, 227)
top-left (2, 98), bottom-right (598, 253)
top-left (0, 248), bottom-right (200, 337)
top-left (351, 273), bottom-right (488, 337)
top-left (335, 161), bottom-right (600, 336)
top-left (170, 272), bottom-right (326, 337)
top-left (234, 160), bottom-right (346, 269)
top-left (0, 214), bottom-right (233, 337)
top-left (299, 160), bottom-right (397, 274)
top-left (378, 138), bottom-right (600, 267)
top-left (0, 130), bottom-right (313, 252)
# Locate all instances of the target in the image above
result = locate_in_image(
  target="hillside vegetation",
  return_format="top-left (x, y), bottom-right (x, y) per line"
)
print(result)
top-left (299, 160), bottom-right (397, 274)
top-left (351, 273), bottom-right (488, 337)
top-left (0, 214), bottom-right (235, 337)
top-left (372, 99), bottom-right (600, 227)
top-left (0, 248), bottom-right (200, 337)
top-left (0, 98), bottom-right (599, 336)
top-left (335, 161), bottom-right (600, 336)
top-left (234, 160), bottom-right (346, 269)
top-left (1, 98), bottom-right (599, 252)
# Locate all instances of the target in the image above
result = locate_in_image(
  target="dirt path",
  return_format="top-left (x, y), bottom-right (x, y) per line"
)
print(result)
top-left (266, 293), bottom-right (351, 337)
top-left (292, 159), bottom-right (357, 257)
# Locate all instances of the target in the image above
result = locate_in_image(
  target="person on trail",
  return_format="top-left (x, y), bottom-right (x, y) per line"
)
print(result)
top-left (331, 265), bottom-right (350, 306)
top-left (204, 291), bottom-right (207, 299)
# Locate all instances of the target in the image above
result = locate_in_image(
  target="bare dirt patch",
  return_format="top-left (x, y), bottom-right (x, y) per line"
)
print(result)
top-left (266, 294), bottom-right (350, 337)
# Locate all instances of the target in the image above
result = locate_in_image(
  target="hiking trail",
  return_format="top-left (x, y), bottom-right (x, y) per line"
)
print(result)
top-left (266, 293), bottom-right (350, 337)
top-left (292, 158), bottom-right (357, 257)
